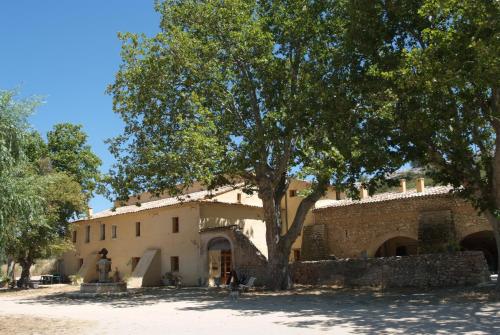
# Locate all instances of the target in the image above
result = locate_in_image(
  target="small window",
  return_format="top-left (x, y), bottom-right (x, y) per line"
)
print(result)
top-left (112, 225), bottom-right (117, 239)
top-left (72, 230), bottom-right (77, 243)
top-left (85, 225), bottom-right (90, 243)
top-left (135, 222), bottom-right (141, 237)
top-left (171, 256), bottom-right (179, 272)
top-left (78, 258), bottom-right (84, 269)
top-left (131, 257), bottom-right (141, 271)
top-left (289, 189), bottom-right (297, 197)
top-left (236, 193), bottom-right (242, 203)
top-left (172, 217), bottom-right (179, 233)
top-left (335, 189), bottom-right (341, 200)
top-left (100, 223), bottom-right (106, 240)
top-left (293, 249), bottom-right (301, 262)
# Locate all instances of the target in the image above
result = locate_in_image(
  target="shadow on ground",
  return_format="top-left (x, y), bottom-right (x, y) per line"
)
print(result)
top-left (20, 286), bottom-right (500, 334)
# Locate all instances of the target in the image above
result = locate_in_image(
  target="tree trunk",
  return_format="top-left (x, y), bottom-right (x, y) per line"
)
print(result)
top-left (259, 183), bottom-right (290, 290)
top-left (17, 259), bottom-right (32, 288)
top-left (266, 246), bottom-right (291, 290)
top-left (483, 210), bottom-right (500, 290)
top-left (258, 177), bottom-right (327, 290)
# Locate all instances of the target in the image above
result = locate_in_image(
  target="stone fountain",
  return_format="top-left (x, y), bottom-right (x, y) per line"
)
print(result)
top-left (80, 248), bottom-right (127, 294)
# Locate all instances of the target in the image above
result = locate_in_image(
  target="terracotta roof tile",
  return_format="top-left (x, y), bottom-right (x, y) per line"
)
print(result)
top-left (314, 185), bottom-right (453, 210)
top-left (79, 185), bottom-right (254, 221)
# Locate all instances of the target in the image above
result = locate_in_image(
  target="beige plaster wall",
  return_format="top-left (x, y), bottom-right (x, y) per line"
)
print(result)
top-left (199, 203), bottom-right (267, 257)
top-left (64, 203), bottom-right (203, 286)
top-left (209, 188), bottom-right (263, 207)
top-left (280, 180), bottom-right (340, 259)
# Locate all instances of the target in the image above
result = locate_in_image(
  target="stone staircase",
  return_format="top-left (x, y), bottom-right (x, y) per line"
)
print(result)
top-left (128, 249), bottom-right (162, 288)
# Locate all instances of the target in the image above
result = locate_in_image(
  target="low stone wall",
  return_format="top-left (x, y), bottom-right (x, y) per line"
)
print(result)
top-left (291, 251), bottom-right (490, 288)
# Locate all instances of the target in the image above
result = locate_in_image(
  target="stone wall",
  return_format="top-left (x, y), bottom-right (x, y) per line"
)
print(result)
top-left (291, 251), bottom-right (490, 288)
top-left (312, 194), bottom-right (491, 259)
top-left (301, 224), bottom-right (329, 261)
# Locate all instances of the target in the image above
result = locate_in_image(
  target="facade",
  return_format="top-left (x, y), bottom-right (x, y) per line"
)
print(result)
top-left (63, 180), bottom-right (339, 286)
top-left (63, 176), bottom-right (496, 287)
top-left (302, 179), bottom-right (497, 272)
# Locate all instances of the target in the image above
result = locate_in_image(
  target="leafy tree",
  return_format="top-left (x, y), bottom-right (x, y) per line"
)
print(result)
top-left (1, 91), bottom-right (92, 286)
top-left (47, 123), bottom-right (102, 200)
top-left (108, 0), bottom-right (400, 289)
top-left (5, 172), bottom-right (85, 287)
top-left (345, 1), bottom-right (500, 285)
top-left (0, 91), bottom-right (45, 248)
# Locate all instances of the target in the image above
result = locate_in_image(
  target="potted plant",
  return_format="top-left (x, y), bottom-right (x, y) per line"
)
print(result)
top-left (161, 272), bottom-right (174, 286)
top-left (0, 275), bottom-right (10, 288)
top-left (68, 274), bottom-right (83, 286)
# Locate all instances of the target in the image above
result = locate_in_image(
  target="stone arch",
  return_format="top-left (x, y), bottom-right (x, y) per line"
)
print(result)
top-left (367, 232), bottom-right (418, 257)
top-left (460, 230), bottom-right (497, 272)
top-left (206, 235), bottom-right (234, 286)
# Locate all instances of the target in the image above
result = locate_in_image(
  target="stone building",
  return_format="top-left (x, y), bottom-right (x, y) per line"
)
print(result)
top-left (62, 180), bottom-right (338, 286)
top-left (302, 178), bottom-right (498, 272)
top-left (62, 176), bottom-right (496, 287)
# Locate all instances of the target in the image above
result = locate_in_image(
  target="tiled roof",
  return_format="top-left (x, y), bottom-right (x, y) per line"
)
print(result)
top-left (314, 185), bottom-right (453, 210)
top-left (80, 185), bottom-right (249, 221)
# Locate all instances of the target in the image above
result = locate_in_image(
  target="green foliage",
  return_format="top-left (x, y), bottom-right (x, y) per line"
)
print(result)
top-left (0, 90), bottom-right (93, 285)
top-left (357, 0), bottom-right (499, 211)
top-left (373, 168), bottom-right (440, 194)
top-left (107, 0), bottom-right (403, 288)
top-left (0, 90), bottom-right (45, 247)
top-left (107, 0), bottom-right (400, 199)
top-left (47, 123), bottom-right (102, 200)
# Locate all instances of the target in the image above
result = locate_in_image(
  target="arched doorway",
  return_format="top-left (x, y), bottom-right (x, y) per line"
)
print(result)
top-left (460, 231), bottom-right (498, 272)
top-left (207, 237), bottom-right (232, 286)
top-left (375, 236), bottom-right (419, 257)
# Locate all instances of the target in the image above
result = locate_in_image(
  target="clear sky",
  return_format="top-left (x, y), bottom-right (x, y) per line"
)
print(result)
top-left (0, 1), bottom-right (160, 212)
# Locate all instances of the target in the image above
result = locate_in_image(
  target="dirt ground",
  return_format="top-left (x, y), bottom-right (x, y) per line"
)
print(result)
top-left (0, 284), bottom-right (499, 334)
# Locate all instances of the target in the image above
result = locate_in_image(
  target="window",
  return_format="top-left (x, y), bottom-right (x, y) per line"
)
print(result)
top-left (131, 257), bottom-right (141, 271)
top-left (85, 225), bottom-right (90, 243)
top-left (100, 223), bottom-right (106, 240)
top-left (72, 230), bottom-right (77, 243)
top-left (293, 249), bottom-right (301, 262)
top-left (289, 189), bottom-right (297, 197)
top-left (78, 258), bottom-right (84, 269)
top-left (112, 225), bottom-right (117, 239)
top-left (236, 193), bottom-right (242, 203)
top-left (171, 256), bottom-right (179, 272)
top-left (335, 189), bottom-right (342, 200)
top-left (172, 217), bottom-right (179, 233)
top-left (135, 222), bottom-right (141, 237)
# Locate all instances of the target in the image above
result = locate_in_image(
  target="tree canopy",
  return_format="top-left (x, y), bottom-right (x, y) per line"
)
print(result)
top-left (0, 90), bottom-right (98, 286)
top-left (47, 123), bottom-right (102, 200)
top-left (108, 0), bottom-right (401, 289)
top-left (344, 0), bottom-right (500, 282)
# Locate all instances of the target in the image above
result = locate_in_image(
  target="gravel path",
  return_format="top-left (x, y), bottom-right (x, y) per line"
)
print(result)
top-left (0, 285), bottom-right (499, 334)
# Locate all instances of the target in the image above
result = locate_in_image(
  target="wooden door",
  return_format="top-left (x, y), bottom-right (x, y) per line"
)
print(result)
top-left (220, 250), bottom-right (232, 284)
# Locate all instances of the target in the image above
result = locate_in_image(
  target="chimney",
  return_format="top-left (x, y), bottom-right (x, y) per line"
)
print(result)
top-left (416, 178), bottom-right (425, 193)
top-left (88, 207), bottom-right (93, 218)
top-left (359, 186), bottom-right (368, 200)
top-left (400, 179), bottom-right (407, 193)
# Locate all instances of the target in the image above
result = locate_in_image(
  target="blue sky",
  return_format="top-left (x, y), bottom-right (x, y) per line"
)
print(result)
top-left (0, 1), bottom-right (160, 212)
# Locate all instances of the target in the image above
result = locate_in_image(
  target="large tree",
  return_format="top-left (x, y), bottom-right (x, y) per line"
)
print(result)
top-left (0, 91), bottom-right (45, 249)
top-left (347, 1), bottom-right (500, 286)
top-left (108, 0), bottom-right (399, 289)
top-left (1, 91), bottom-right (97, 286)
